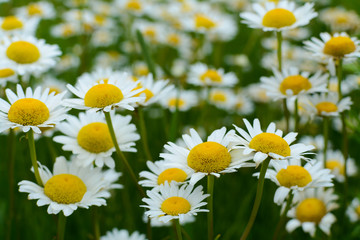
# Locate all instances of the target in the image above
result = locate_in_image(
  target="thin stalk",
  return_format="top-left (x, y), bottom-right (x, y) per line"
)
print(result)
top-left (283, 99), bottom-right (290, 134)
top-left (169, 78), bottom-right (181, 142)
top-left (6, 129), bottom-right (16, 240)
top-left (92, 208), bottom-right (100, 240)
top-left (104, 112), bottom-right (145, 197)
top-left (276, 31), bottom-right (283, 71)
top-left (138, 107), bottom-right (153, 161)
top-left (146, 217), bottom-right (153, 240)
top-left (323, 117), bottom-right (329, 169)
top-left (174, 219), bottom-right (183, 240)
top-left (294, 98), bottom-right (299, 132)
top-left (136, 30), bottom-right (157, 79)
top-left (240, 158), bottom-right (271, 240)
top-left (27, 129), bottom-right (43, 186)
top-left (207, 175), bottom-right (215, 240)
top-left (57, 213), bottom-right (66, 240)
top-left (336, 59), bottom-right (343, 99)
top-left (272, 191), bottom-right (294, 240)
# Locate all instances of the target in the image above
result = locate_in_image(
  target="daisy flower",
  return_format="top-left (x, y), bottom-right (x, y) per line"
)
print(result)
top-left (300, 135), bottom-right (331, 152)
top-left (286, 188), bottom-right (338, 237)
top-left (232, 92), bottom-right (254, 115)
top-left (160, 127), bottom-right (254, 185)
top-left (320, 8), bottom-right (360, 33)
top-left (141, 182), bottom-right (209, 223)
top-left (18, 156), bottom-right (113, 216)
top-left (260, 67), bottom-right (328, 100)
top-left (64, 72), bottom-right (144, 112)
top-left (101, 228), bottom-right (146, 240)
top-left (53, 111), bottom-right (139, 168)
top-left (208, 88), bottom-right (236, 111)
top-left (0, 35), bottom-right (61, 75)
top-left (0, 65), bottom-right (17, 87)
top-left (240, 1), bottom-right (317, 32)
top-left (346, 198), bottom-right (360, 223)
top-left (142, 212), bottom-right (195, 227)
top-left (160, 89), bottom-right (198, 112)
top-left (0, 15), bottom-right (38, 37)
top-left (232, 118), bottom-right (315, 167)
top-left (0, 84), bottom-right (68, 134)
top-left (261, 159), bottom-right (334, 205)
top-left (187, 62), bottom-right (238, 87)
top-left (15, 2), bottom-right (56, 19)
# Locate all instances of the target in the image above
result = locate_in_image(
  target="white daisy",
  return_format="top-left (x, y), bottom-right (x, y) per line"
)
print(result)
top-left (160, 127), bottom-right (254, 185)
top-left (300, 135), bottom-right (331, 152)
top-left (240, 1), bottom-right (317, 32)
top-left (141, 182), bottom-right (209, 223)
top-left (18, 156), bottom-right (113, 216)
top-left (51, 22), bottom-right (81, 38)
top-left (320, 8), bottom-right (360, 33)
top-left (101, 228), bottom-right (146, 240)
top-left (232, 118), bottom-right (315, 167)
top-left (0, 15), bottom-right (39, 37)
top-left (0, 84), bottom-right (68, 134)
top-left (0, 65), bottom-right (17, 87)
top-left (346, 198), bottom-right (360, 223)
top-left (0, 35), bottom-right (61, 76)
top-left (55, 54), bottom-right (80, 73)
top-left (232, 91), bottom-right (254, 115)
top-left (160, 89), bottom-right (198, 112)
top-left (262, 159), bottom-right (334, 205)
top-left (53, 111), bottom-right (139, 168)
top-left (208, 88), bottom-right (236, 111)
top-left (286, 188), bottom-right (338, 237)
top-left (260, 67), bottom-right (328, 100)
top-left (64, 72), bottom-right (145, 112)
top-left (142, 212), bottom-right (195, 227)
top-left (15, 2), bottom-right (56, 19)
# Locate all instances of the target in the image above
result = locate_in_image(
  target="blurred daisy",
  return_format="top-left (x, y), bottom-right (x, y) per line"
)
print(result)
top-left (246, 83), bottom-right (271, 103)
top-left (37, 76), bottom-right (68, 96)
top-left (232, 118), bottom-right (314, 167)
top-left (0, 84), bottom-right (68, 134)
top-left (116, 0), bottom-right (148, 16)
top-left (133, 20), bottom-right (164, 44)
top-left (18, 156), bottom-right (113, 216)
top-left (232, 92), bottom-right (254, 115)
top-left (51, 22), bottom-right (81, 38)
top-left (240, 1), bottom-right (317, 32)
top-left (260, 67), bottom-right (328, 100)
top-left (16, 2), bottom-right (56, 19)
top-left (54, 111), bottom-right (139, 168)
top-left (101, 228), bottom-right (146, 240)
top-left (286, 188), bottom-right (338, 237)
top-left (160, 127), bottom-right (254, 185)
top-left (300, 135), bottom-right (330, 152)
top-left (0, 15), bottom-right (38, 37)
top-left (0, 35), bottom-right (61, 75)
top-left (263, 159), bottom-right (333, 205)
top-left (54, 54), bottom-right (80, 73)
top-left (188, 62), bottom-right (238, 87)
top-left (347, 198), bottom-right (360, 223)
top-left (320, 8), bottom-right (360, 34)
top-left (208, 88), bottom-right (235, 110)
top-left (160, 89), bottom-right (198, 112)
top-left (91, 29), bottom-right (118, 47)
top-left (0, 65), bottom-right (17, 87)
top-left (142, 182), bottom-right (209, 223)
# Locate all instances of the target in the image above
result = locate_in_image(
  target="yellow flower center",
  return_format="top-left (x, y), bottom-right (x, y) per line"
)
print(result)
top-left (126, 0), bottom-right (142, 10)
top-left (326, 160), bottom-right (344, 175)
top-left (0, 68), bottom-right (15, 78)
top-left (27, 4), bottom-right (43, 16)
top-left (167, 33), bottom-right (180, 45)
top-left (161, 196), bottom-right (191, 216)
top-left (1, 16), bottom-right (23, 30)
top-left (276, 165), bottom-right (312, 188)
top-left (249, 133), bottom-right (290, 157)
top-left (195, 14), bottom-right (216, 29)
top-left (77, 122), bottom-right (113, 153)
top-left (211, 92), bottom-right (227, 102)
top-left (296, 198), bottom-right (327, 223)
top-left (356, 206), bottom-right (360, 217)
top-left (187, 142), bottom-right (231, 173)
top-left (84, 83), bottom-right (123, 108)
top-left (200, 70), bottom-right (222, 83)
top-left (44, 174), bottom-right (87, 204)
top-left (315, 102), bottom-right (338, 114)
top-left (323, 36), bottom-right (356, 57)
top-left (135, 66), bottom-right (149, 76)
top-left (279, 75), bottom-right (312, 95)
top-left (157, 168), bottom-right (187, 185)
top-left (262, 8), bottom-right (296, 28)
top-left (49, 87), bottom-right (61, 95)
top-left (6, 41), bottom-right (40, 64)
top-left (168, 98), bottom-right (185, 108)
top-left (133, 86), bottom-right (154, 102)
top-left (144, 28), bottom-right (156, 39)
top-left (8, 98), bottom-right (49, 126)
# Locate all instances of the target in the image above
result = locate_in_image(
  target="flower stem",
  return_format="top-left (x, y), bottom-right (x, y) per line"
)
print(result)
top-left (27, 129), bottom-right (43, 186)
top-left (207, 175), bottom-right (215, 240)
top-left (272, 191), bottom-right (294, 240)
top-left (240, 158), bottom-right (270, 240)
top-left (294, 98), bottom-right (299, 132)
top-left (283, 99), bottom-right (290, 134)
top-left (57, 212), bottom-right (66, 240)
top-left (323, 117), bottom-right (329, 169)
top-left (92, 208), bottom-right (100, 240)
top-left (6, 129), bottom-right (16, 240)
top-left (174, 219), bottom-right (183, 240)
top-left (138, 107), bottom-right (153, 161)
top-left (276, 31), bottom-right (283, 71)
top-left (136, 29), bottom-right (157, 79)
top-left (104, 111), bottom-right (145, 198)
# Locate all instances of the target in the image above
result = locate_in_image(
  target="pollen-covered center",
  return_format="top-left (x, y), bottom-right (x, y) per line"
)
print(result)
top-left (326, 160), bottom-right (344, 175)
top-left (161, 196), bottom-right (191, 216)
top-left (6, 41), bottom-right (40, 64)
top-left (84, 83), bottom-right (123, 108)
top-left (8, 98), bottom-right (49, 126)
top-left (187, 141), bottom-right (231, 173)
top-left (276, 165), bottom-right (312, 188)
top-left (44, 174), bottom-right (87, 204)
top-left (211, 92), bottom-right (227, 102)
top-left (200, 70), bottom-right (222, 83)
top-left (157, 168), bottom-right (187, 185)
top-left (195, 14), bottom-right (216, 29)
top-left (249, 133), bottom-right (290, 157)
top-left (316, 102), bottom-right (338, 114)
top-left (0, 68), bottom-right (15, 78)
top-left (296, 198), bottom-right (327, 223)
top-left (279, 75), bottom-right (312, 95)
top-left (133, 86), bottom-right (154, 102)
top-left (323, 36), bottom-right (356, 57)
top-left (1, 16), bottom-right (23, 30)
top-left (77, 122), bottom-right (113, 153)
top-left (262, 8), bottom-right (296, 28)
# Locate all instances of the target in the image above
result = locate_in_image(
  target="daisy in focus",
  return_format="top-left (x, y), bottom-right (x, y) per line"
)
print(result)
top-left (286, 188), bottom-right (338, 237)
top-left (160, 127), bottom-right (254, 185)
top-left (101, 228), bottom-right (146, 240)
top-left (18, 156), bottom-right (115, 216)
top-left (141, 182), bottom-right (209, 223)
top-left (0, 84), bottom-right (68, 134)
top-left (232, 118), bottom-right (315, 167)
top-left (54, 111), bottom-right (139, 168)
top-left (346, 198), bottom-right (360, 223)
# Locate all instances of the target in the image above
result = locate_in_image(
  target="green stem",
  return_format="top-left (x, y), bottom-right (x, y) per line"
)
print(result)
top-left (323, 117), bottom-right (329, 169)
top-left (6, 129), bottom-right (16, 240)
top-left (336, 59), bottom-right (343, 99)
top-left (92, 208), bottom-right (100, 240)
top-left (294, 98), bottom-right (299, 132)
top-left (136, 30), bottom-right (157, 79)
top-left (146, 217), bottom-right (153, 240)
top-left (207, 175), bottom-right (215, 240)
top-left (174, 219), bottom-right (183, 240)
top-left (283, 99), bottom-right (290, 134)
top-left (169, 80), bottom-right (181, 142)
top-left (276, 31), bottom-right (283, 71)
top-left (57, 213), bottom-right (66, 240)
top-left (27, 129), bottom-right (43, 186)
top-left (240, 158), bottom-right (271, 240)
top-left (272, 191), bottom-right (294, 240)
top-left (104, 112), bottom-right (145, 198)
top-left (138, 107), bottom-right (153, 161)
